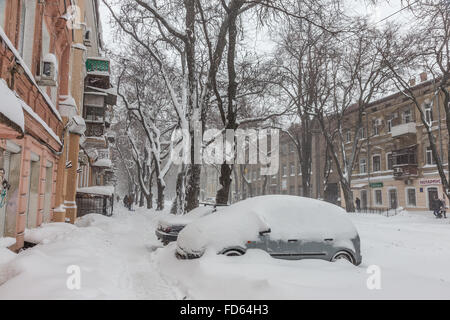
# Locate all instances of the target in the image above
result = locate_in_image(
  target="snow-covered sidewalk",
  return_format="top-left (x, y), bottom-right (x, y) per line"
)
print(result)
top-left (0, 206), bottom-right (181, 299)
top-left (0, 206), bottom-right (450, 299)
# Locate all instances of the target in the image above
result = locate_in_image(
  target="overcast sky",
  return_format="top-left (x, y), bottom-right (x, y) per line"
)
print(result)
top-left (98, 0), bottom-right (411, 56)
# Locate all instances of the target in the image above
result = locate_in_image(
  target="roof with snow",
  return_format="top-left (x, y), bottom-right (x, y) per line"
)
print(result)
top-left (92, 158), bottom-right (112, 168)
top-left (77, 185), bottom-right (115, 197)
top-left (0, 79), bottom-right (25, 134)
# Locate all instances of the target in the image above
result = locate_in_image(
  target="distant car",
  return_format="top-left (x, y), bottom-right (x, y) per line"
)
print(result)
top-left (175, 195), bottom-right (362, 265)
top-left (155, 206), bottom-right (217, 245)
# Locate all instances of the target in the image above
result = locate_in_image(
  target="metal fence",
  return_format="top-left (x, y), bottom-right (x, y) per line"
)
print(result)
top-left (76, 195), bottom-right (114, 217)
top-left (356, 207), bottom-right (400, 217)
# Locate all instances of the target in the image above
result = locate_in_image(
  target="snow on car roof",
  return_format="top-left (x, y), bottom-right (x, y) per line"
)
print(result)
top-left (177, 195), bottom-right (357, 255)
top-left (158, 206), bottom-right (216, 229)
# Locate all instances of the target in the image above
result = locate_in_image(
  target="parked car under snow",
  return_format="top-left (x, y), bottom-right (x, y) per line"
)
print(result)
top-left (175, 195), bottom-right (362, 265)
top-left (156, 206), bottom-right (218, 245)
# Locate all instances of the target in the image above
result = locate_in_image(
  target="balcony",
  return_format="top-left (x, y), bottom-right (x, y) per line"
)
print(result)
top-left (393, 165), bottom-right (418, 179)
top-left (392, 145), bottom-right (418, 179)
top-left (85, 122), bottom-right (105, 137)
top-left (391, 122), bottom-right (416, 138)
top-left (85, 57), bottom-right (111, 89)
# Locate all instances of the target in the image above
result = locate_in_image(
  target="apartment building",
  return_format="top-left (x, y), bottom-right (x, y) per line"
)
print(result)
top-left (344, 73), bottom-right (449, 212)
top-left (76, 0), bottom-right (117, 217)
top-left (0, 0), bottom-right (73, 249)
top-left (200, 126), bottom-right (341, 205)
top-left (0, 0), bottom-right (115, 250)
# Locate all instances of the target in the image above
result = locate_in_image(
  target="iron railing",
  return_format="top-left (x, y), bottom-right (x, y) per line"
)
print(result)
top-left (356, 207), bottom-right (400, 217)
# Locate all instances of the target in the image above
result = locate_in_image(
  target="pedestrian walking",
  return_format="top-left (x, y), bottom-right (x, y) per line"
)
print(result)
top-left (355, 197), bottom-right (361, 212)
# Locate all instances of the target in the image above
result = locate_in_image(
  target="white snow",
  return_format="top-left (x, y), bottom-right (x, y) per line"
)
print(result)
top-left (24, 223), bottom-right (77, 245)
top-left (77, 185), bottom-right (115, 196)
top-left (177, 196), bottom-right (357, 256)
top-left (157, 206), bottom-right (215, 229)
top-left (1, 203), bottom-right (450, 299)
top-left (0, 79), bottom-right (25, 132)
top-left (92, 158), bottom-right (112, 168)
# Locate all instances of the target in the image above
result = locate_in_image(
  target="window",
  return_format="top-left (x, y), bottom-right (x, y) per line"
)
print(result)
top-left (360, 158), bottom-right (367, 174)
top-left (375, 190), bottom-right (383, 206)
top-left (0, 0), bottom-right (6, 28)
top-left (346, 130), bottom-right (351, 142)
top-left (372, 155), bottom-right (381, 172)
top-left (298, 164), bottom-right (302, 175)
top-left (386, 153), bottom-right (393, 170)
top-left (426, 146), bottom-right (436, 165)
top-left (290, 163), bottom-right (295, 176)
top-left (403, 109), bottom-right (412, 123)
top-left (407, 188), bottom-right (417, 207)
top-left (282, 165), bottom-right (287, 177)
top-left (359, 127), bottom-right (366, 139)
top-left (425, 103), bottom-right (433, 125)
top-left (387, 119), bottom-right (392, 133)
top-left (298, 186), bottom-right (303, 196)
top-left (372, 119), bottom-right (381, 136)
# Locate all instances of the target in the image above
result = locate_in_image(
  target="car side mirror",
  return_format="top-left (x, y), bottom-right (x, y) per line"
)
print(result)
top-left (259, 228), bottom-right (271, 236)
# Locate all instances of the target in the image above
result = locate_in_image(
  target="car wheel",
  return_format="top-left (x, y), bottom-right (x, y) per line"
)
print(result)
top-left (223, 249), bottom-right (244, 256)
top-left (331, 251), bottom-right (355, 265)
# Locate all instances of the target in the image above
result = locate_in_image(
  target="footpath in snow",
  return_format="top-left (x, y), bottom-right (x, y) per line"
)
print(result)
top-left (0, 205), bottom-right (450, 299)
top-left (0, 205), bottom-right (181, 299)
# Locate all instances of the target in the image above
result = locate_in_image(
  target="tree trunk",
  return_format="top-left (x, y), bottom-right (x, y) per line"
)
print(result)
top-left (156, 177), bottom-right (165, 211)
top-left (216, 163), bottom-right (232, 205)
top-left (341, 180), bottom-right (355, 212)
top-left (185, 164), bottom-right (201, 212)
top-left (170, 166), bottom-right (187, 215)
top-left (146, 193), bottom-right (153, 209)
top-left (139, 190), bottom-right (145, 207)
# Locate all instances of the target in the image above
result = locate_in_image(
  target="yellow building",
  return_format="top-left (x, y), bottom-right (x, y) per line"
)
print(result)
top-left (343, 74), bottom-right (449, 212)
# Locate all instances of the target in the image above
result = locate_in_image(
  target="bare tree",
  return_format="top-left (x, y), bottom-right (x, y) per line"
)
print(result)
top-left (315, 21), bottom-right (395, 212)
top-left (381, 0), bottom-right (450, 201)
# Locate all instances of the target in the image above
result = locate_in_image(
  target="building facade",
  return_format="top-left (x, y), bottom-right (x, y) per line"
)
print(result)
top-left (76, 0), bottom-right (116, 217)
top-left (344, 74), bottom-right (449, 212)
top-left (0, 0), bottom-right (114, 250)
top-left (200, 127), bottom-right (341, 206)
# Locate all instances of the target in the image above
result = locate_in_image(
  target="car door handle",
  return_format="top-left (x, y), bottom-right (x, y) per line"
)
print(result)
top-left (324, 239), bottom-right (334, 242)
top-left (288, 239), bottom-right (298, 243)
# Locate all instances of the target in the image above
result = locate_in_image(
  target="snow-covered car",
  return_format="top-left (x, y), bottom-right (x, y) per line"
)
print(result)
top-left (175, 195), bottom-right (362, 265)
top-left (156, 206), bottom-right (217, 245)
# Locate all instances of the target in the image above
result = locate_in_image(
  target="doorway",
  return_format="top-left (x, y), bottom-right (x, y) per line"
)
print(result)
top-left (389, 189), bottom-right (398, 209)
top-left (0, 149), bottom-right (10, 237)
top-left (428, 187), bottom-right (439, 210)
top-left (43, 162), bottom-right (53, 223)
top-left (26, 155), bottom-right (40, 229)
top-left (360, 190), bottom-right (368, 209)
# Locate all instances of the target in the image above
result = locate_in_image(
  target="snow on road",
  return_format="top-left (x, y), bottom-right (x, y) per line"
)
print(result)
top-left (0, 204), bottom-right (449, 299)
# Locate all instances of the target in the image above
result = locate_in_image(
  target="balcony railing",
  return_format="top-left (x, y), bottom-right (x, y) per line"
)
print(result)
top-left (393, 164), bottom-right (418, 179)
top-left (85, 122), bottom-right (105, 137)
top-left (391, 122), bottom-right (416, 138)
top-left (85, 57), bottom-right (111, 89)
top-left (392, 145), bottom-right (418, 179)
top-left (86, 58), bottom-right (110, 74)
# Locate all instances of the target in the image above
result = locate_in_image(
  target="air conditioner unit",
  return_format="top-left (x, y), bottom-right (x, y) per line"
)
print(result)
top-left (37, 53), bottom-right (58, 86)
top-left (83, 28), bottom-right (92, 47)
